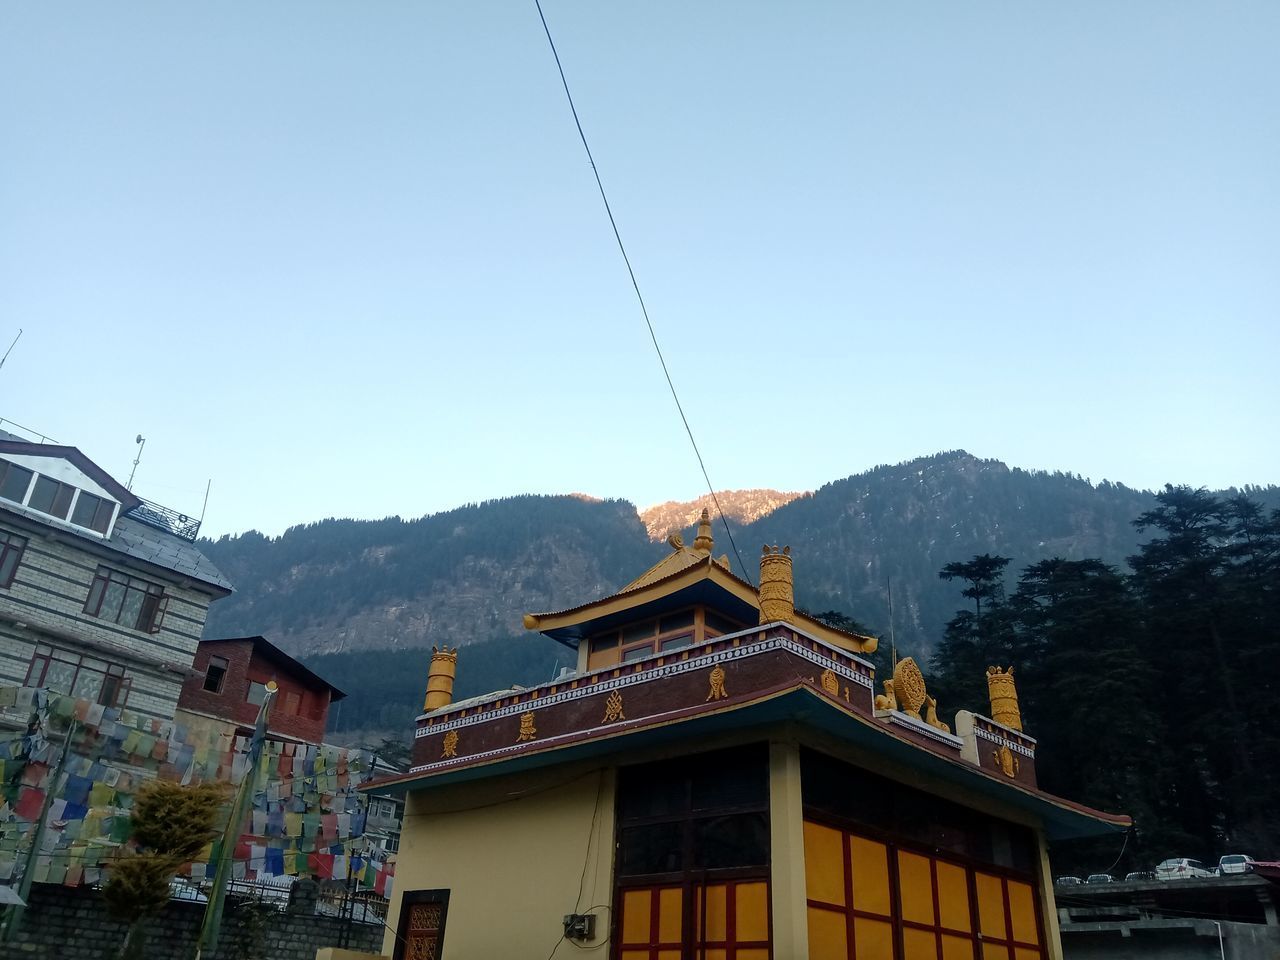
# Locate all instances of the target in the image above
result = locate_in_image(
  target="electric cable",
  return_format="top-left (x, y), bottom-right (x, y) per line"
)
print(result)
top-left (532, 0), bottom-right (752, 585)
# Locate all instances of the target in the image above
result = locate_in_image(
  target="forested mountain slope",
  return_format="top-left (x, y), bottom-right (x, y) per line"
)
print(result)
top-left (200, 451), bottom-right (1276, 658)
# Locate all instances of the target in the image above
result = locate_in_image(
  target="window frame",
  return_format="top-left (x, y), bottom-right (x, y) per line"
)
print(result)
top-left (0, 529), bottom-right (28, 588)
top-left (203, 656), bottom-right (229, 694)
top-left (0, 461), bottom-right (35, 505)
top-left (83, 566), bottom-right (169, 633)
top-left (801, 811), bottom-right (1049, 960)
top-left (589, 608), bottom-right (722, 671)
top-left (24, 642), bottom-right (131, 707)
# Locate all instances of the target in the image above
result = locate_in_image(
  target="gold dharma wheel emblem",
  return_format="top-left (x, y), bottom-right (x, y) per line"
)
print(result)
top-left (892, 657), bottom-right (927, 719)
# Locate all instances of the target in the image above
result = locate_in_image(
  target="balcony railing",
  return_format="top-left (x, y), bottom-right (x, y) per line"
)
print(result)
top-left (126, 498), bottom-right (202, 542)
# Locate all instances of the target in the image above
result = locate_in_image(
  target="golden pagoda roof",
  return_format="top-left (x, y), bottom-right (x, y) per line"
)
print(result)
top-left (523, 509), bottom-right (877, 655)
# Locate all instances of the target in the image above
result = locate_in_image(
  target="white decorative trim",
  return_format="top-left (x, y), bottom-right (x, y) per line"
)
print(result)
top-left (882, 710), bottom-right (965, 749)
top-left (413, 632), bottom-right (874, 741)
top-left (973, 723), bottom-right (1036, 758)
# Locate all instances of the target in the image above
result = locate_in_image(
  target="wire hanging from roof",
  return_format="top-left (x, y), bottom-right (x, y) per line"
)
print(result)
top-left (532, 0), bottom-right (753, 586)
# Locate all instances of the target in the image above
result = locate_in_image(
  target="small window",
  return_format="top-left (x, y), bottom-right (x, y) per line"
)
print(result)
top-left (621, 621), bottom-right (657, 644)
top-left (660, 610), bottom-right (695, 632)
top-left (25, 642), bottom-right (129, 706)
top-left (622, 645), bottom-right (652, 663)
top-left (0, 530), bottom-right (27, 588)
top-left (704, 612), bottom-right (742, 636)
top-left (589, 632), bottom-right (619, 653)
top-left (203, 656), bottom-right (229, 694)
top-left (84, 567), bottom-right (168, 632)
top-left (70, 491), bottom-right (114, 534)
top-left (0, 462), bottom-right (34, 504)
top-left (246, 681), bottom-right (269, 706)
top-left (28, 475), bottom-right (75, 520)
top-left (284, 691), bottom-right (302, 715)
top-left (661, 634), bottom-right (693, 652)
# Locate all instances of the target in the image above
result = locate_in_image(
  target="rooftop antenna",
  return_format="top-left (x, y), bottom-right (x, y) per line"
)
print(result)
top-left (887, 577), bottom-right (897, 671)
top-left (199, 479), bottom-right (212, 526)
top-left (126, 435), bottom-right (145, 491)
top-left (0, 329), bottom-right (22, 374)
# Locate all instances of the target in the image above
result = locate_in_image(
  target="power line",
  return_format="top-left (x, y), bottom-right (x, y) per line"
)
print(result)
top-left (532, 0), bottom-right (752, 586)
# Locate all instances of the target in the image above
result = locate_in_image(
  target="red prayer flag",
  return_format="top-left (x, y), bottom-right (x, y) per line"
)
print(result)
top-left (15, 787), bottom-right (45, 820)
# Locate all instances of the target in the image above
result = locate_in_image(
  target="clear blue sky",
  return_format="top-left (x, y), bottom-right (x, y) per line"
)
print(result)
top-left (2, 3), bottom-right (1276, 538)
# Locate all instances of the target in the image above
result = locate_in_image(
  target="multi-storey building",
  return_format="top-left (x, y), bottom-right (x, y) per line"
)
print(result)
top-left (0, 429), bottom-right (231, 728)
top-left (176, 634), bottom-right (346, 745)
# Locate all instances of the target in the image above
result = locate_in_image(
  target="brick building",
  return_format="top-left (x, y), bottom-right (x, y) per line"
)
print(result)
top-left (176, 635), bottom-right (345, 744)
top-left (0, 429), bottom-right (231, 729)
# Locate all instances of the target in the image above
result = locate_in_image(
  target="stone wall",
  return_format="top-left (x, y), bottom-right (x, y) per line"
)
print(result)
top-left (2, 884), bottom-right (384, 960)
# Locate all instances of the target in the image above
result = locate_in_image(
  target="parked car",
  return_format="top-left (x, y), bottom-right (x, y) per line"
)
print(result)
top-left (1124, 871), bottom-right (1156, 882)
top-left (1055, 876), bottom-right (1083, 886)
top-left (1156, 858), bottom-right (1215, 880)
top-left (1086, 874), bottom-right (1115, 884)
top-left (1217, 855), bottom-right (1256, 875)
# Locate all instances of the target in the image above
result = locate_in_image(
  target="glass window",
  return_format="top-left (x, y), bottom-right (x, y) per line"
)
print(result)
top-left (247, 681), bottom-right (269, 706)
top-left (622, 645), bottom-right (652, 663)
top-left (25, 643), bottom-right (129, 706)
top-left (0, 530), bottom-right (27, 588)
top-left (203, 656), bottom-right (228, 693)
top-left (660, 610), bottom-right (695, 632)
top-left (621, 621), bottom-right (657, 644)
top-left (28, 476), bottom-right (75, 520)
top-left (70, 491), bottom-right (113, 534)
top-left (660, 634), bottom-right (692, 652)
top-left (704, 612), bottom-right (742, 635)
top-left (0, 462), bottom-right (33, 503)
top-left (84, 567), bottom-right (168, 632)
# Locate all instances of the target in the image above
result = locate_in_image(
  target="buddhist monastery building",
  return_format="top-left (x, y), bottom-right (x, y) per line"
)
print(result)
top-left (366, 510), bottom-right (1128, 959)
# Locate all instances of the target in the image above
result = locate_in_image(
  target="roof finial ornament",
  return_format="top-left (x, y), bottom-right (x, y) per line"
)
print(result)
top-left (666, 532), bottom-right (684, 551)
top-left (693, 507), bottom-right (714, 553)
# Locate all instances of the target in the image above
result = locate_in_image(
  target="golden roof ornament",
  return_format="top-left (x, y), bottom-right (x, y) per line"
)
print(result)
top-left (692, 508), bottom-right (714, 553)
top-left (667, 532), bottom-right (685, 550)
top-left (423, 646), bottom-right (459, 712)
top-left (986, 666), bottom-right (1023, 732)
top-left (758, 544), bottom-right (795, 624)
top-left (874, 656), bottom-right (951, 734)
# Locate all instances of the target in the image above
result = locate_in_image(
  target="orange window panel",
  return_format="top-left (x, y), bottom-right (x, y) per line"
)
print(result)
top-left (974, 873), bottom-right (1008, 941)
top-left (935, 860), bottom-right (971, 933)
top-left (903, 926), bottom-right (940, 960)
top-left (982, 945), bottom-right (1011, 960)
top-left (854, 917), bottom-right (895, 959)
top-left (941, 933), bottom-right (976, 960)
top-left (897, 850), bottom-right (936, 926)
top-left (658, 887), bottom-right (683, 945)
top-left (621, 889), bottom-right (652, 945)
top-left (1014, 950), bottom-right (1042, 960)
top-left (736, 881), bottom-right (770, 943)
top-left (697, 883), bottom-right (729, 942)
top-left (737, 951), bottom-right (770, 960)
top-left (807, 907), bottom-right (847, 960)
top-left (805, 820), bottom-right (847, 907)
top-left (849, 835), bottom-right (892, 917)
top-left (1007, 881), bottom-right (1039, 946)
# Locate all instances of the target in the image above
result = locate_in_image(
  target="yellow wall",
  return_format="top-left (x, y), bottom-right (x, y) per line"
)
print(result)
top-left (384, 764), bottom-right (616, 960)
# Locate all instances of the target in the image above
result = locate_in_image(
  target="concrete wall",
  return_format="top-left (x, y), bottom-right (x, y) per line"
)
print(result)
top-left (1064, 920), bottom-right (1280, 960)
top-left (385, 763), bottom-right (616, 960)
top-left (4, 883), bottom-right (383, 960)
top-left (0, 516), bottom-right (220, 726)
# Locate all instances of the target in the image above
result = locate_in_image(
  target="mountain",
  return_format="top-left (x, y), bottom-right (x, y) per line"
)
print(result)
top-left (639, 489), bottom-right (803, 541)
top-left (199, 451), bottom-right (1278, 664)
